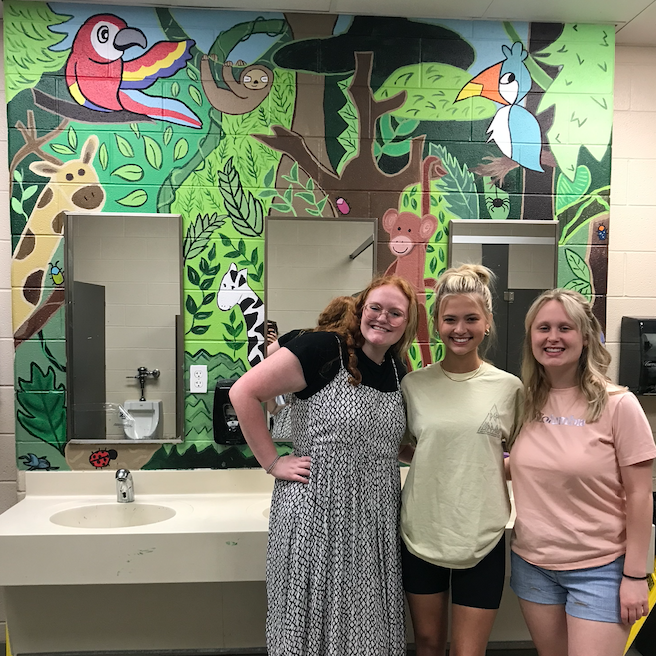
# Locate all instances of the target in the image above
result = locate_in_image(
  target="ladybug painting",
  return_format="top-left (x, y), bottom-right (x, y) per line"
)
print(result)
top-left (597, 224), bottom-right (607, 241)
top-left (89, 449), bottom-right (118, 468)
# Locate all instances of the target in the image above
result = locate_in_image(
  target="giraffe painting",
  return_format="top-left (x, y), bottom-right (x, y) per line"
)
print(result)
top-left (217, 262), bottom-right (265, 368)
top-left (12, 135), bottom-right (105, 340)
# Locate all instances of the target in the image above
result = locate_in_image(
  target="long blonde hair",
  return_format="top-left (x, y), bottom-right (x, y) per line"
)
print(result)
top-left (521, 289), bottom-right (611, 424)
top-left (334, 275), bottom-right (419, 386)
top-left (432, 264), bottom-right (496, 358)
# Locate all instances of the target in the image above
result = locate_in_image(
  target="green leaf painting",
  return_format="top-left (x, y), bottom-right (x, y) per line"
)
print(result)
top-left (115, 134), bottom-right (135, 158)
top-left (16, 363), bottom-right (66, 456)
top-left (174, 139), bottom-right (189, 161)
top-left (50, 143), bottom-right (75, 156)
top-left (429, 144), bottom-right (479, 220)
top-left (67, 126), bottom-right (77, 151)
top-left (535, 24), bottom-right (614, 180)
top-left (217, 158), bottom-right (264, 237)
top-left (564, 278), bottom-right (593, 300)
top-left (4, 2), bottom-right (70, 101)
top-left (98, 143), bottom-right (109, 171)
top-left (565, 248), bottom-right (591, 283)
top-left (556, 166), bottom-right (592, 214)
top-left (111, 164), bottom-right (144, 182)
top-left (375, 63), bottom-right (496, 121)
top-left (336, 76), bottom-right (359, 173)
top-left (189, 85), bottom-right (203, 106)
top-left (116, 190), bottom-right (148, 207)
top-left (143, 135), bottom-right (163, 170)
top-left (184, 212), bottom-right (227, 261)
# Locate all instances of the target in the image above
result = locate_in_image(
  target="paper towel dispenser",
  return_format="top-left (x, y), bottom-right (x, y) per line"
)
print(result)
top-left (619, 317), bottom-right (656, 395)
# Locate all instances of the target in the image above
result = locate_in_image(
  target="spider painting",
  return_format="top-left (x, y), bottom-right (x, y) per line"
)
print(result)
top-left (484, 183), bottom-right (511, 220)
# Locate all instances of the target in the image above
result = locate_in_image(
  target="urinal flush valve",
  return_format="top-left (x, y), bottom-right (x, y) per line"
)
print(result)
top-left (127, 367), bottom-right (160, 402)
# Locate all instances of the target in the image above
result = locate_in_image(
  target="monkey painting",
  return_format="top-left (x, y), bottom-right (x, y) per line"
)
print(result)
top-left (383, 209), bottom-right (437, 285)
top-left (382, 155), bottom-right (446, 367)
top-left (201, 56), bottom-right (273, 115)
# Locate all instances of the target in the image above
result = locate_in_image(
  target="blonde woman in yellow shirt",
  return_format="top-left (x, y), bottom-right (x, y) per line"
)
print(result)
top-left (400, 264), bottom-right (523, 656)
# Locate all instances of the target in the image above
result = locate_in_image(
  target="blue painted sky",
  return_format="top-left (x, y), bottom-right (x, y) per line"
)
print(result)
top-left (46, 2), bottom-right (530, 73)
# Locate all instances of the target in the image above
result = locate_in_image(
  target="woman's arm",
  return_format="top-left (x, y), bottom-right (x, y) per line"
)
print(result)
top-left (619, 459), bottom-right (654, 625)
top-left (398, 444), bottom-right (415, 464)
top-left (229, 348), bottom-right (311, 482)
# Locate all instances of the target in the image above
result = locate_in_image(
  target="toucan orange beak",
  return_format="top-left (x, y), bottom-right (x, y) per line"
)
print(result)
top-left (456, 63), bottom-right (508, 105)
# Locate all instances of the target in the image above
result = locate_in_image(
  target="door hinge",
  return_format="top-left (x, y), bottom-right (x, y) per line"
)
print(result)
top-left (504, 291), bottom-right (515, 303)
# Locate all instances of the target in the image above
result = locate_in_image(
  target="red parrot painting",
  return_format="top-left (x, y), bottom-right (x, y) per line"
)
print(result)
top-left (65, 14), bottom-right (202, 128)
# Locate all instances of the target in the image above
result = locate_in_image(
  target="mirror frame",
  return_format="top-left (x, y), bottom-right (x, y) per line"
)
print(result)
top-left (64, 212), bottom-right (184, 443)
top-left (448, 219), bottom-right (559, 283)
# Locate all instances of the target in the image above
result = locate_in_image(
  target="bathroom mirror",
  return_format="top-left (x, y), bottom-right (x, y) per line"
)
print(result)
top-left (265, 217), bottom-right (377, 338)
top-left (449, 219), bottom-right (559, 377)
top-left (64, 213), bottom-right (184, 442)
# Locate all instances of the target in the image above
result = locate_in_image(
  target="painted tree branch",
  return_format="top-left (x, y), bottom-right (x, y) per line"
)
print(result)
top-left (14, 288), bottom-right (65, 348)
top-left (254, 50), bottom-right (424, 220)
top-left (32, 89), bottom-right (154, 125)
top-left (256, 126), bottom-right (339, 184)
top-left (10, 110), bottom-right (67, 196)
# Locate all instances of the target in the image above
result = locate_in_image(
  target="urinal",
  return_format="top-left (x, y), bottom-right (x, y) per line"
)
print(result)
top-left (122, 400), bottom-right (163, 440)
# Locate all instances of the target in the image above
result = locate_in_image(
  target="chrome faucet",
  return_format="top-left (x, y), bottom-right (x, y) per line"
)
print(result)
top-left (116, 468), bottom-right (134, 503)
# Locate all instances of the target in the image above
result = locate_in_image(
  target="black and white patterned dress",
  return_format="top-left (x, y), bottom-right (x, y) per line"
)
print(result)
top-left (266, 333), bottom-right (406, 656)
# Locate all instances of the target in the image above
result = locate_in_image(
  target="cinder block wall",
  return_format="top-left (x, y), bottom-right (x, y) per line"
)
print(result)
top-left (607, 46), bottom-right (656, 486)
top-left (1, 30), bottom-right (656, 634)
top-left (0, 21), bottom-right (19, 634)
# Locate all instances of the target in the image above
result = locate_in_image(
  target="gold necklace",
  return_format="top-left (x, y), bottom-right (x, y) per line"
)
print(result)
top-left (440, 363), bottom-right (483, 382)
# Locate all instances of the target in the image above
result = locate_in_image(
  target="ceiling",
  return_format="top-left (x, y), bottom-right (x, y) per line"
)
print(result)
top-left (8, 0), bottom-right (656, 45)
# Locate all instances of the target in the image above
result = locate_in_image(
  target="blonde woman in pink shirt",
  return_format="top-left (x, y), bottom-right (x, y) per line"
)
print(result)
top-left (510, 289), bottom-right (656, 656)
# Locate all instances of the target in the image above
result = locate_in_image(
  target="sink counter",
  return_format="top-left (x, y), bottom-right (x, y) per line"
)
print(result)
top-left (0, 470), bottom-right (531, 653)
top-left (0, 469), bottom-right (275, 586)
top-left (0, 470), bottom-right (515, 588)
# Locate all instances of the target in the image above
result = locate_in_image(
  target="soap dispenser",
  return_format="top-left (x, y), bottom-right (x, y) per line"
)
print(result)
top-left (213, 379), bottom-right (246, 445)
top-left (619, 317), bottom-right (656, 394)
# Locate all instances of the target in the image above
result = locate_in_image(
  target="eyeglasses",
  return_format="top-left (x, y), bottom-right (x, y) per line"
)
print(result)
top-left (363, 303), bottom-right (407, 327)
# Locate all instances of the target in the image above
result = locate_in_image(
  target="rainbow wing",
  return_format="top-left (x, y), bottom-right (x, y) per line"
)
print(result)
top-left (118, 89), bottom-right (202, 129)
top-left (121, 40), bottom-right (194, 90)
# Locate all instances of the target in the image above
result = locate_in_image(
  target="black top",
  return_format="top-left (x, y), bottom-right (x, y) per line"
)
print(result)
top-left (283, 331), bottom-right (406, 399)
top-left (278, 329), bottom-right (306, 347)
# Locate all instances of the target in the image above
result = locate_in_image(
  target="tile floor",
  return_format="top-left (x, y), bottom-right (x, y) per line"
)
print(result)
top-left (1, 643), bottom-right (646, 655)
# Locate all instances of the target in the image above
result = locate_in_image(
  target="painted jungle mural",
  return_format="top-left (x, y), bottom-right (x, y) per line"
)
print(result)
top-left (4, 1), bottom-right (614, 470)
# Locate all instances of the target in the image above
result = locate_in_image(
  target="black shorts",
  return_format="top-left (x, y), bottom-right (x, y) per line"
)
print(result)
top-left (401, 534), bottom-right (506, 610)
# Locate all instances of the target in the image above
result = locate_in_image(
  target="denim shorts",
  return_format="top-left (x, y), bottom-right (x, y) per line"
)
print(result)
top-left (510, 551), bottom-right (623, 623)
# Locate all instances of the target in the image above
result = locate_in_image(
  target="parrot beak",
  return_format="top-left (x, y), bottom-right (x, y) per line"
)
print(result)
top-left (456, 63), bottom-right (508, 105)
top-left (114, 27), bottom-right (147, 51)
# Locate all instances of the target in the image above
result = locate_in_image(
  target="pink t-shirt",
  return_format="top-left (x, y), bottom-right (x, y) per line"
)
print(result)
top-left (510, 387), bottom-right (656, 570)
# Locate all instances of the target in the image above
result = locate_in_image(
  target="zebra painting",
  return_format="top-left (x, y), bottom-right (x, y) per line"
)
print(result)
top-left (217, 263), bottom-right (265, 368)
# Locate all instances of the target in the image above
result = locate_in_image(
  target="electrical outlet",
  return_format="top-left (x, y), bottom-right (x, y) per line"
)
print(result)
top-left (190, 365), bottom-right (208, 393)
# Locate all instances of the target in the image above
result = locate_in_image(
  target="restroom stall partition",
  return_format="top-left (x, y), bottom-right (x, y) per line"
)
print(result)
top-left (67, 281), bottom-right (107, 439)
top-left (64, 215), bottom-right (108, 441)
top-left (448, 220), bottom-right (559, 377)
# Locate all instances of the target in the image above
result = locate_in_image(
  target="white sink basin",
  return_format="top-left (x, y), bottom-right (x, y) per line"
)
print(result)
top-left (50, 503), bottom-right (176, 529)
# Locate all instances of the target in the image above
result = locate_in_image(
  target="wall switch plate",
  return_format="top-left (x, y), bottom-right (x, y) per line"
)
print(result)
top-left (190, 365), bottom-right (208, 393)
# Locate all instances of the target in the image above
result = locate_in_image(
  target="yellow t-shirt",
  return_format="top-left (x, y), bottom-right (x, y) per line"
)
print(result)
top-left (401, 361), bottom-right (523, 569)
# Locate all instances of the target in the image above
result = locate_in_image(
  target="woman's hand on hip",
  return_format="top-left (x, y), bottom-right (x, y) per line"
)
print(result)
top-left (271, 455), bottom-right (311, 483)
top-left (619, 577), bottom-right (649, 624)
